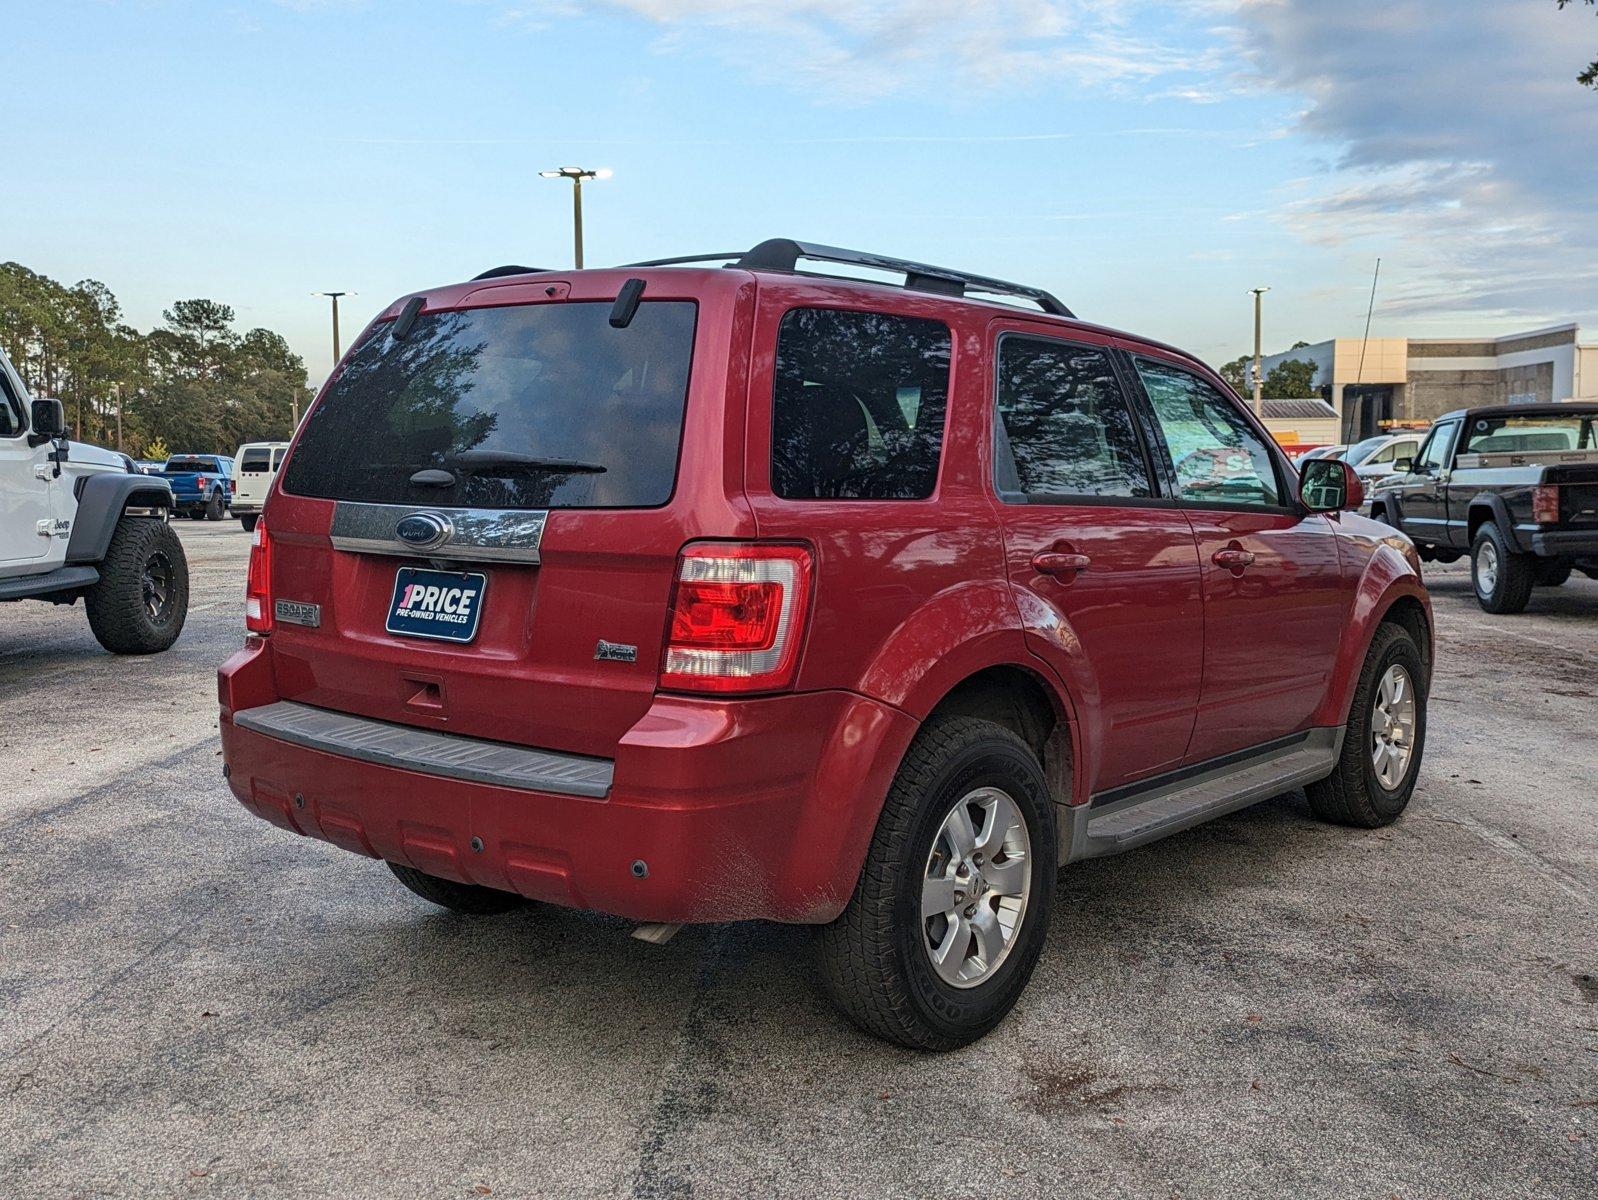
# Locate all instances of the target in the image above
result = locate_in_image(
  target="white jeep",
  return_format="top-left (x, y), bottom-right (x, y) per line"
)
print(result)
top-left (0, 344), bottom-right (189, 653)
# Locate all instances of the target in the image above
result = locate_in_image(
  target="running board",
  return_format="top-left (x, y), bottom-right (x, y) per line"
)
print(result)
top-left (1061, 728), bottom-right (1342, 863)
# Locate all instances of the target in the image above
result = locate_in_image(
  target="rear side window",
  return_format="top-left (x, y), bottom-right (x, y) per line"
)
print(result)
top-left (240, 448), bottom-right (271, 472)
top-left (994, 337), bottom-right (1151, 500)
top-left (770, 308), bottom-right (950, 500)
top-left (283, 300), bottom-right (697, 510)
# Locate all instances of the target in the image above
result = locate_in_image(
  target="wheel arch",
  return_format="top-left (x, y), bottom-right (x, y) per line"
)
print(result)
top-left (1466, 494), bottom-right (1521, 551)
top-left (921, 662), bottom-right (1078, 810)
top-left (65, 473), bottom-right (174, 566)
top-left (1316, 557), bottom-right (1433, 729)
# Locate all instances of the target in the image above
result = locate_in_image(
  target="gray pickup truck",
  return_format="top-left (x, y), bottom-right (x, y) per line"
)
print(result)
top-left (1364, 402), bottom-right (1598, 612)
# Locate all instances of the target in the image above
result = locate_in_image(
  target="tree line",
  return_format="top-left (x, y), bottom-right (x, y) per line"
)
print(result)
top-left (1219, 341), bottom-right (1321, 403)
top-left (0, 261), bottom-right (312, 459)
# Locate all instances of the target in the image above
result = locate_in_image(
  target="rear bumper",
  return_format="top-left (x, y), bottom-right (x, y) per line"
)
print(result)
top-left (231, 502), bottom-right (262, 515)
top-left (1527, 528), bottom-right (1598, 557)
top-left (218, 642), bottom-right (917, 925)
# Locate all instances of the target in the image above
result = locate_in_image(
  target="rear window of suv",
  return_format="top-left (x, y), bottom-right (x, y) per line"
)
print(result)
top-left (283, 300), bottom-right (698, 510)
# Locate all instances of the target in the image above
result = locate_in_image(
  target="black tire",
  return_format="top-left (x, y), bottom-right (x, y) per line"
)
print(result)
top-left (84, 518), bottom-right (189, 655)
top-left (1306, 623), bottom-right (1427, 828)
top-left (388, 862), bottom-right (525, 914)
top-left (1471, 522), bottom-right (1534, 613)
top-left (239, 513), bottom-right (259, 533)
top-left (815, 716), bottom-right (1056, 1051)
top-left (204, 491), bottom-right (224, 521)
top-left (1533, 558), bottom-right (1573, 588)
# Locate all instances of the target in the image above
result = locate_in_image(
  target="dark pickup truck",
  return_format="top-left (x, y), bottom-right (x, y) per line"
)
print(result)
top-left (160, 455), bottom-right (234, 521)
top-left (1365, 402), bottom-right (1598, 612)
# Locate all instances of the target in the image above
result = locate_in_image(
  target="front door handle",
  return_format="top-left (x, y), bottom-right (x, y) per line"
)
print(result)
top-left (1212, 544), bottom-right (1256, 572)
top-left (1032, 549), bottom-right (1092, 577)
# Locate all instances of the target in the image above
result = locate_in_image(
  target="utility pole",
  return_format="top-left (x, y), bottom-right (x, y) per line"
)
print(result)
top-left (312, 291), bottom-right (354, 365)
top-left (115, 384), bottom-right (123, 452)
top-left (1249, 286), bottom-right (1271, 415)
top-left (539, 167), bottom-right (611, 268)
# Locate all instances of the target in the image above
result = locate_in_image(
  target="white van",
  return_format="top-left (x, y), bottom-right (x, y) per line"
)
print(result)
top-left (231, 442), bottom-right (290, 531)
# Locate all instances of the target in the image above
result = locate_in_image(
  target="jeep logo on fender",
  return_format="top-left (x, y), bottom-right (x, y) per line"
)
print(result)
top-left (395, 512), bottom-right (452, 550)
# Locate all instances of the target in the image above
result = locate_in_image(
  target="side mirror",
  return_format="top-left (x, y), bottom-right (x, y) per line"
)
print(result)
top-left (28, 397), bottom-right (66, 447)
top-left (1299, 457), bottom-right (1364, 513)
top-left (1393, 456), bottom-right (1413, 473)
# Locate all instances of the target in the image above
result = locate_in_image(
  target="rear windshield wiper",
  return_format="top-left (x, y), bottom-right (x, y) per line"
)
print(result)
top-left (447, 450), bottom-right (607, 475)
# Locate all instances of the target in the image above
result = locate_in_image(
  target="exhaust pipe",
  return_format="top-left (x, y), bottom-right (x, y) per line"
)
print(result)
top-left (631, 922), bottom-right (682, 946)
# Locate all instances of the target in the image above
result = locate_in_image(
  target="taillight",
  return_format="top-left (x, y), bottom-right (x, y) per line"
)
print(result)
top-left (229, 478), bottom-right (237, 495)
top-left (660, 543), bottom-right (814, 693)
top-left (1532, 485), bottom-right (1559, 524)
top-left (245, 520), bottom-right (273, 635)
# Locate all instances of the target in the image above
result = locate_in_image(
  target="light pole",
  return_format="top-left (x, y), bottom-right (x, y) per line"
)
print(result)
top-left (539, 167), bottom-right (611, 268)
top-left (1249, 286), bottom-right (1271, 415)
top-left (312, 291), bottom-right (355, 365)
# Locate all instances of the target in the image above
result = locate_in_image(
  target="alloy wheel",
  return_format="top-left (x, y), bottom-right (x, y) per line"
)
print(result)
top-left (921, 787), bottom-right (1032, 988)
top-left (1370, 663), bottom-right (1417, 790)
top-left (141, 551), bottom-right (175, 621)
top-left (1476, 540), bottom-right (1498, 595)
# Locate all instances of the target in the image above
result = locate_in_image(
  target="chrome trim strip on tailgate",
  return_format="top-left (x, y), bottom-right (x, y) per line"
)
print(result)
top-left (330, 501), bottom-right (548, 564)
top-left (233, 701), bottom-right (612, 798)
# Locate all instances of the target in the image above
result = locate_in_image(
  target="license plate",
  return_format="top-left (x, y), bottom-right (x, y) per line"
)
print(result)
top-left (386, 568), bottom-right (487, 644)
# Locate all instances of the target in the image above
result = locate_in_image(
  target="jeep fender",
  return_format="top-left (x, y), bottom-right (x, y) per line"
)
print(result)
top-left (65, 473), bottom-right (174, 565)
top-left (1464, 493), bottom-right (1523, 552)
top-left (1313, 542), bottom-right (1431, 729)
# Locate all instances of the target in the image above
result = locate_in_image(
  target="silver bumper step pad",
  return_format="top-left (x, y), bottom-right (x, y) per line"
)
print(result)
top-left (233, 700), bottom-right (614, 798)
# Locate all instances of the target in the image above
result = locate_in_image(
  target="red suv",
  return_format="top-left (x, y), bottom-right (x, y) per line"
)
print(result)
top-left (218, 240), bottom-right (1432, 1049)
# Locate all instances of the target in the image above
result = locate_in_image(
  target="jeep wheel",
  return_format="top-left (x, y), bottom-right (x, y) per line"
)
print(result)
top-left (1306, 622), bottom-right (1426, 828)
top-left (239, 513), bottom-right (259, 533)
top-left (388, 862), bottom-right (525, 914)
top-left (815, 716), bottom-right (1056, 1050)
top-left (1533, 558), bottom-right (1573, 588)
top-left (204, 491), bottom-right (225, 521)
top-left (1471, 522), bottom-right (1534, 613)
top-left (84, 518), bottom-right (189, 654)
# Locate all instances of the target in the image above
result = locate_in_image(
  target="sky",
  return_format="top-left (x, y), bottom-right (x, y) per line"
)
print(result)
top-left (5, 0), bottom-right (1597, 385)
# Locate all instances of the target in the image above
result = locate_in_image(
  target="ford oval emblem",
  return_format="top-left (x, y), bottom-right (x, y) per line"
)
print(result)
top-left (395, 512), bottom-right (452, 550)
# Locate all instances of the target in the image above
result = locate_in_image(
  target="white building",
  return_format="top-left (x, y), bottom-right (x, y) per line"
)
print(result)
top-left (1255, 323), bottom-right (1598, 441)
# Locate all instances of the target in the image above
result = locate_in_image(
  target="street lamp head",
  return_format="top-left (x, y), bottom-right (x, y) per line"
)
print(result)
top-left (540, 166), bottom-right (609, 182)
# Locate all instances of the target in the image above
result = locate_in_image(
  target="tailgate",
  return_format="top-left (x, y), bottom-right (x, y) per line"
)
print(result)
top-left (261, 288), bottom-right (732, 759)
top-left (264, 504), bottom-right (685, 759)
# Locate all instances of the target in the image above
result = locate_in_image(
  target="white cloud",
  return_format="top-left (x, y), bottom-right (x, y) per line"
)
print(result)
top-left (503, 0), bottom-right (1229, 100)
top-left (1231, 0), bottom-right (1598, 324)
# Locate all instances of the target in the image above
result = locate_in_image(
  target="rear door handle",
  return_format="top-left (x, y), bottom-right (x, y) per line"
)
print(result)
top-left (1212, 545), bottom-right (1256, 571)
top-left (1032, 550), bottom-right (1092, 577)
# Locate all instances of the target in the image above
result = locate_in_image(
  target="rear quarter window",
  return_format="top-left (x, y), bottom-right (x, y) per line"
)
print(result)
top-left (770, 307), bottom-right (950, 501)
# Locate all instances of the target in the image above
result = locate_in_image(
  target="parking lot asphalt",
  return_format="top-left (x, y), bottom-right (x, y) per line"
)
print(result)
top-left (1, 520), bottom-right (1594, 1199)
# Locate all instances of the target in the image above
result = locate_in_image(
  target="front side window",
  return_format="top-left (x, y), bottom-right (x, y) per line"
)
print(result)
top-left (0, 365), bottom-right (21, 438)
top-left (1418, 422), bottom-right (1458, 470)
top-left (283, 300), bottom-right (697, 510)
top-left (994, 337), bottom-right (1151, 500)
top-left (1135, 359), bottom-right (1282, 508)
top-left (770, 307), bottom-right (950, 501)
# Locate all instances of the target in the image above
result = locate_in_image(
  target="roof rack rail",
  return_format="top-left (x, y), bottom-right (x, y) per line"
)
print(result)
top-left (625, 239), bottom-right (1074, 318)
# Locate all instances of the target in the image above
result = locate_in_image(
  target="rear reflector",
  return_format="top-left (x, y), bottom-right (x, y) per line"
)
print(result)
top-left (245, 519), bottom-right (273, 635)
top-left (660, 543), bottom-right (813, 693)
top-left (1532, 485), bottom-right (1559, 524)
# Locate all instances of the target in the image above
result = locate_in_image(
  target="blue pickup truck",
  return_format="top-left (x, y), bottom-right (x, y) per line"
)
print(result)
top-left (160, 455), bottom-right (235, 520)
